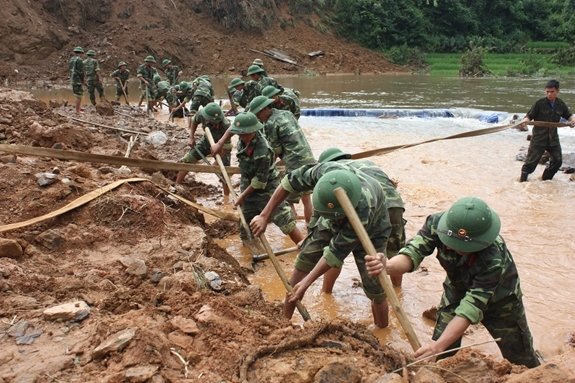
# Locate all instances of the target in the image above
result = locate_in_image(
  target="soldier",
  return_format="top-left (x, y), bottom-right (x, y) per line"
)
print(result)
top-left (154, 75), bottom-right (172, 107)
top-left (137, 55), bottom-right (158, 109)
top-left (169, 81), bottom-right (194, 116)
top-left (262, 85), bottom-right (301, 120)
top-left (250, 163), bottom-right (392, 327)
top-left (83, 50), bottom-right (104, 105)
top-left (318, 147), bottom-right (406, 292)
top-left (188, 76), bottom-right (214, 114)
top-left (229, 77), bottom-right (261, 109)
top-left (365, 197), bottom-right (540, 368)
top-left (252, 58), bottom-right (268, 77)
top-left (110, 61), bottom-right (130, 103)
top-left (162, 59), bottom-right (182, 86)
top-left (69, 46), bottom-right (85, 114)
top-left (229, 112), bottom-right (304, 245)
top-left (176, 103), bottom-right (231, 196)
top-left (247, 64), bottom-right (284, 93)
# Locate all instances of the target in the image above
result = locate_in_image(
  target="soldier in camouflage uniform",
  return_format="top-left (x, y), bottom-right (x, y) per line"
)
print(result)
top-left (247, 64), bottom-right (284, 93)
top-left (154, 75), bottom-right (172, 104)
top-left (69, 46), bottom-right (85, 114)
top-left (250, 96), bottom-right (315, 223)
top-left (229, 77), bottom-right (261, 109)
top-left (188, 76), bottom-right (214, 114)
top-left (162, 59), bottom-right (182, 86)
top-left (110, 61), bottom-right (130, 103)
top-left (137, 55), bottom-right (158, 109)
top-left (252, 58), bottom-right (268, 77)
top-left (318, 147), bottom-right (405, 292)
top-left (229, 112), bottom-right (303, 244)
top-left (169, 81), bottom-right (194, 115)
top-left (262, 85), bottom-right (301, 120)
top-left (83, 50), bottom-right (104, 105)
top-left (176, 103), bottom-right (231, 196)
top-left (365, 197), bottom-right (540, 368)
top-left (250, 162), bottom-right (392, 327)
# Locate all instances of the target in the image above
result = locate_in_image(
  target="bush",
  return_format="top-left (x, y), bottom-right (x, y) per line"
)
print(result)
top-left (551, 46), bottom-right (575, 66)
top-left (517, 50), bottom-right (547, 75)
top-left (459, 40), bottom-right (491, 77)
top-left (386, 45), bottom-right (428, 70)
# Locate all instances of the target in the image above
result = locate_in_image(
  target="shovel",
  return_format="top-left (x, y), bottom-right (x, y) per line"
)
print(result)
top-left (204, 128), bottom-right (266, 255)
top-left (333, 187), bottom-right (421, 352)
top-left (119, 79), bottom-right (131, 106)
top-left (146, 85), bottom-right (154, 118)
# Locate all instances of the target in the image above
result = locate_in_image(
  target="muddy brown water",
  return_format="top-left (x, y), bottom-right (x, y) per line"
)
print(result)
top-left (25, 75), bottom-right (575, 361)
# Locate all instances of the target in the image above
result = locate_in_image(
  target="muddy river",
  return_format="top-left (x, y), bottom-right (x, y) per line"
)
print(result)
top-left (25, 74), bottom-right (575, 361)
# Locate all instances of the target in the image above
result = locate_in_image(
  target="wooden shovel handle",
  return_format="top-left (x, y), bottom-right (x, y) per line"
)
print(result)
top-left (334, 187), bottom-right (421, 351)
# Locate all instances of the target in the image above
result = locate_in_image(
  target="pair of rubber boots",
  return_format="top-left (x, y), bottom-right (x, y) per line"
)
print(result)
top-left (520, 169), bottom-right (555, 182)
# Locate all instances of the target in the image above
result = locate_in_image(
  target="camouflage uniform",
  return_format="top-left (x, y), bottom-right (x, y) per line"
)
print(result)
top-left (282, 162), bottom-right (391, 302)
top-left (182, 114), bottom-right (232, 165)
top-left (83, 57), bottom-right (104, 104)
top-left (233, 89), bottom-right (244, 106)
top-left (137, 64), bottom-right (158, 101)
top-left (238, 81), bottom-right (261, 109)
top-left (189, 79), bottom-right (213, 112)
top-left (272, 94), bottom-right (301, 120)
top-left (399, 213), bottom-right (540, 368)
top-left (69, 55), bottom-right (84, 98)
top-left (237, 132), bottom-right (296, 238)
top-left (258, 76), bottom-right (284, 93)
top-left (338, 159), bottom-right (405, 259)
top-left (156, 80), bottom-right (171, 101)
top-left (165, 65), bottom-right (181, 85)
top-left (110, 68), bottom-right (130, 98)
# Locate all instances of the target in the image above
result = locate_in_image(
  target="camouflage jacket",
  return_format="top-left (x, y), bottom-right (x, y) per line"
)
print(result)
top-left (232, 90), bottom-right (243, 105)
top-left (338, 159), bottom-right (404, 209)
top-left (156, 81), bottom-right (171, 98)
top-left (68, 56), bottom-right (84, 82)
top-left (165, 65), bottom-right (180, 85)
top-left (193, 78), bottom-right (214, 100)
top-left (258, 76), bottom-right (284, 93)
top-left (137, 64), bottom-right (157, 86)
top-left (400, 212), bottom-right (523, 324)
top-left (239, 81), bottom-right (261, 108)
top-left (272, 94), bottom-right (301, 119)
top-left (237, 132), bottom-right (280, 203)
top-left (525, 96), bottom-right (572, 146)
top-left (110, 69), bottom-right (130, 86)
top-left (282, 162), bottom-right (390, 267)
top-left (193, 114), bottom-right (232, 150)
top-left (263, 109), bottom-right (315, 172)
top-left (83, 57), bottom-right (100, 80)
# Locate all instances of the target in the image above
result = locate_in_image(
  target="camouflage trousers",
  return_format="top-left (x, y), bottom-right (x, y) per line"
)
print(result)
top-left (71, 77), bottom-right (83, 98)
top-left (294, 222), bottom-right (387, 303)
top-left (86, 78), bottom-right (104, 104)
top-left (386, 207), bottom-right (406, 259)
top-left (240, 194), bottom-right (295, 239)
top-left (433, 294), bottom-right (540, 368)
top-left (189, 95), bottom-right (211, 113)
top-left (115, 84), bottom-right (128, 98)
top-left (139, 84), bottom-right (157, 102)
top-left (182, 136), bottom-right (232, 166)
top-left (521, 143), bottom-right (562, 180)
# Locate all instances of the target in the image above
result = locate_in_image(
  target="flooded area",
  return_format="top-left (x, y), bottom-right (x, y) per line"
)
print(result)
top-left (23, 74), bottom-right (575, 361)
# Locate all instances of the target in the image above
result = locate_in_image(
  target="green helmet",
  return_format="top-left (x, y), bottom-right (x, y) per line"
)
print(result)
top-left (200, 75), bottom-right (211, 82)
top-left (162, 59), bottom-right (171, 67)
top-left (249, 95), bottom-right (274, 114)
top-left (86, 50), bottom-right (96, 56)
top-left (153, 74), bottom-right (161, 83)
top-left (247, 64), bottom-right (265, 76)
top-left (228, 85), bottom-right (237, 93)
top-left (262, 85), bottom-right (281, 98)
top-left (179, 81), bottom-right (191, 92)
top-left (318, 148), bottom-right (352, 163)
top-left (252, 58), bottom-right (264, 66)
top-left (73, 46), bottom-right (84, 53)
top-left (230, 77), bottom-right (245, 88)
top-left (437, 197), bottom-right (501, 253)
top-left (230, 112), bottom-right (263, 134)
top-left (312, 170), bottom-right (362, 219)
top-left (118, 61), bottom-right (127, 68)
top-left (200, 103), bottom-right (224, 122)
top-left (144, 55), bottom-right (156, 63)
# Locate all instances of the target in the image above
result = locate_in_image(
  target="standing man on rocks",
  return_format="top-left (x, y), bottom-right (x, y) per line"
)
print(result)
top-left (69, 46), bottom-right (85, 114)
top-left (519, 79), bottom-right (575, 182)
top-left (83, 50), bottom-right (104, 105)
top-left (137, 56), bottom-right (158, 110)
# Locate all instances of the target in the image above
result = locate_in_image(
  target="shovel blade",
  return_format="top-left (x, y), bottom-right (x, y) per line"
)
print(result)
top-left (242, 237), bottom-right (266, 255)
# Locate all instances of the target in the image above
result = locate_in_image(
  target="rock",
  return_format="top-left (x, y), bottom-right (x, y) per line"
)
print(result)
top-left (120, 257), bottom-right (147, 276)
top-left (35, 229), bottom-right (65, 250)
top-left (373, 373), bottom-right (404, 383)
top-left (125, 365), bottom-right (159, 383)
top-left (43, 301), bottom-right (90, 321)
top-left (413, 367), bottom-right (446, 383)
top-left (68, 25), bottom-right (80, 34)
top-left (48, 99), bottom-right (61, 108)
top-left (146, 131), bottom-right (168, 147)
top-left (169, 315), bottom-right (200, 335)
top-left (16, 327), bottom-right (43, 345)
top-left (117, 165), bottom-right (132, 174)
top-left (51, 143), bottom-right (65, 150)
top-left (98, 166), bottom-right (116, 174)
top-left (150, 172), bottom-right (168, 186)
top-left (7, 320), bottom-right (30, 337)
top-left (0, 154), bottom-right (16, 163)
top-left (12, 372), bottom-right (39, 383)
top-left (35, 172), bottom-right (58, 186)
top-left (0, 238), bottom-right (23, 259)
top-left (92, 327), bottom-right (138, 359)
top-left (150, 269), bottom-right (167, 283)
top-left (204, 271), bottom-right (223, 291)
top-left (96, 99), bottom-right (114, 116)
top-left (0, 116), bottom-right (12, 124)
top-left (150, 375), bottom-right (165, 383)
top-left (314, 361), bottom-right (361, 383)
top-left (52, 167), bottom-right (60, 174)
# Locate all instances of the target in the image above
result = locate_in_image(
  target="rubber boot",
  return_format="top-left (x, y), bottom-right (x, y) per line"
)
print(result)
top-left (519, 172), bottom-right (528, 182)
top-left (541, 168), bottom-right (555, 181)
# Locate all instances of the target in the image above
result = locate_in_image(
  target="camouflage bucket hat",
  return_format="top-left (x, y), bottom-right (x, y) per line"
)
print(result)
top-left (437, 197), bottom-right (501, 253)
top-left (252, 58), bottom-right (264, 66)
top-left (162, 59), bottom-right (171, 67)
top-left (230, 112), bottom-right (263, 135)
top-left (249, 95), bottom-right (274, 114)
top-left (312, 170), bottom-right (361, 218)
top-left (73, 46), bottom-right (84, 53)
top-left (200, 103), bottom-right (224, 122)
top-left (230, 78), bottom-right (245, 88)
top-left (318, 147), bottom-right (352, 163)
top-left (118, 61), bottom-right (127, 68)
top-left (262, 85), bottom-right (281, 98)
top-left (247, 64), bottom-right (265, 76)
top-left (86, 50), bottom-right (96, 56)
top-left (144, 55), bottom-right (156, 63)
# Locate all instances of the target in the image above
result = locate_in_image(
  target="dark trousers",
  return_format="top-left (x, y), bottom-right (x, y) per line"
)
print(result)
top-left (521, 143), bottom-right (562, 180)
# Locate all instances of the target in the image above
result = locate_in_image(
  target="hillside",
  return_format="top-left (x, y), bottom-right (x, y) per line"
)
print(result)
top-left (0, 0), bottom-right (403, 82)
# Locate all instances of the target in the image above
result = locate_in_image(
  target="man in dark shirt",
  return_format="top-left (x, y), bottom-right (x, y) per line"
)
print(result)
top-left (519, 79), bottom-right (575, 182)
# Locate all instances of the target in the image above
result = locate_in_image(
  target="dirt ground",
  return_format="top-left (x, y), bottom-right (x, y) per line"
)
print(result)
top-left (2, 88), bottom-right (575, 383)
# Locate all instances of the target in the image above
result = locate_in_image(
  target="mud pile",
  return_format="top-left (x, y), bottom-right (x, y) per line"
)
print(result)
top-left (1, 88), bottom-right (575, 382)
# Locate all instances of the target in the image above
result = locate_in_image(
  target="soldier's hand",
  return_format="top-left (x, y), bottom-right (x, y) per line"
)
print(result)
top-left (365, 253), bottom-right (385, 276)
top-left (187, 137), bottom-right (196, 148)
top-left (288, 280), bottom-right (309, 303)
top-left (250, 215), bottom-right (268, 237)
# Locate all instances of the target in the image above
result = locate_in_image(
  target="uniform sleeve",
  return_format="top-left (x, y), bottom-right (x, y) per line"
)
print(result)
top-left (323, 219), bottom-right (364, 268)
top-left (281, 163), bottom-right (320, 193)
top-left (398, 214), bottom-right (441, 271)
top-left (250, 149), bottom-right (273, 190)
top-left (561, 100), bottom-right (573, 120)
